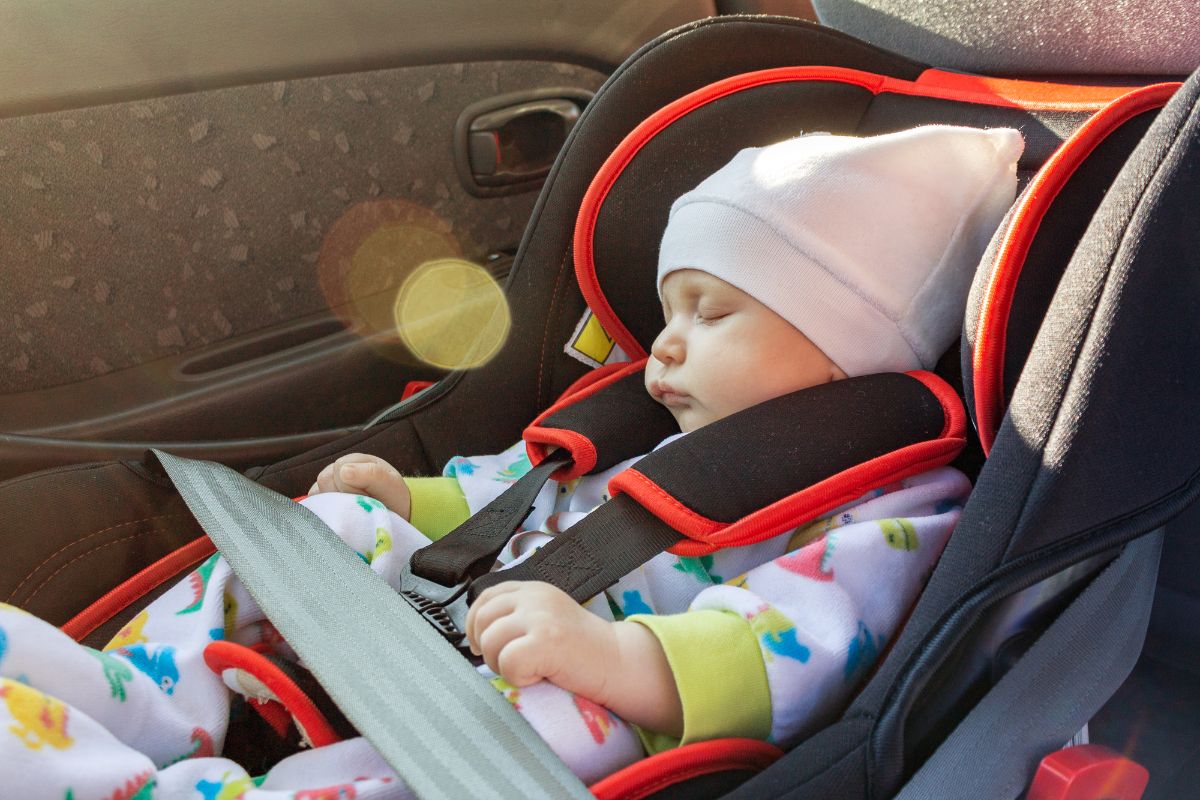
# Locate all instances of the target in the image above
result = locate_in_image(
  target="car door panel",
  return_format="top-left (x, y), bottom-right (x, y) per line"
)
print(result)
top-left (0, 60), bottom-right (602, 478)
top-left (0, 1), bottom-right (717, 479)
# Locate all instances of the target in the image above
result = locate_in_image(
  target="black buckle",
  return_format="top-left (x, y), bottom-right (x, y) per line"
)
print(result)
top-left (399, 587), bottom-right (468, 646)
top-left (398, 561), bottom-right (471, 649)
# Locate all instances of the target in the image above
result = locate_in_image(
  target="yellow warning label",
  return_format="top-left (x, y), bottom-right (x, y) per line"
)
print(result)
top-left (565, 309), bottom-right (628, 368)
top-left (572, 312), bottom-right (616, 364)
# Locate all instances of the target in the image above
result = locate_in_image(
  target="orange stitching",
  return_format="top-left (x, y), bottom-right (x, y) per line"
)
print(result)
top-left (9, 515), bottom-right (188, 604)
top-left (536, 249), bottom-right (572, 408)
top-left (21, 532), bottom-right (180, 606)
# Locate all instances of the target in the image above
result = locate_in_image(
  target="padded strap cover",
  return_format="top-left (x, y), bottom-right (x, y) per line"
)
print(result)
top-left (524, 358), bottom-right (679, 481)
top-left (525, 366), bottom-right (965, 558)
top-left (618, 370), bottom-right (964, 555)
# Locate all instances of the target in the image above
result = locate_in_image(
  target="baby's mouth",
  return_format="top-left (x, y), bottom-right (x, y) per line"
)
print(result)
top-left (649, 380), bottom-right (690, 407)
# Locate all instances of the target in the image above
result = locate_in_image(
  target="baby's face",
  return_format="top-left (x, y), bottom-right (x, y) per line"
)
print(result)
top-left (646, 270), bottom-right (846, 432)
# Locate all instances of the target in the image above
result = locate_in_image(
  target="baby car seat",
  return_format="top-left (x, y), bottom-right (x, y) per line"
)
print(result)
top-left (3, 12), bottom-right (1199, 800)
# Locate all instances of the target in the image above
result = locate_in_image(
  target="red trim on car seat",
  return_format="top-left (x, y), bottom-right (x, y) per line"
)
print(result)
top-left (589, 738), bottom-right (783, 800)
top-left (610, 371), bottom-right (966, 556)
top-left (203, 640), bottom-right (341, 748)
top-left (915, 70), bottom-right (1141, 110)
top-left (575, 66), bottom-right (1141, 361)
top-left (525, 359), bottom-right (649, 481)
top-left (62, 535), bottom-right (216, 642)
top-left (556, 359), bottom-right (635, 405)
top-left (971, 82), bottom-right (1181, 455)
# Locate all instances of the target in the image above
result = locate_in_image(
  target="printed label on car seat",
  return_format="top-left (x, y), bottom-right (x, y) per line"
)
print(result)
top-left (565, 309), bottom-right (628, 368)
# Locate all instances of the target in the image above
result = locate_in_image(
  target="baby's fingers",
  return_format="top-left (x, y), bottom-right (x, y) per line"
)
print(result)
top-left (495, 635), bottom-right (551, 688)
top-left (466, 593), bottom-right (520, 655)
top-left (476, 615), bottom-right (532, 676)
top-left (310, 464), bottom-right (337, 495)
top-left (337, 461), bottom-right (386, 493)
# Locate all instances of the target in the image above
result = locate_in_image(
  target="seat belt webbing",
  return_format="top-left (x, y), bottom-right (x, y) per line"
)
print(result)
top-left (152, 450), bottom-right (591, 800)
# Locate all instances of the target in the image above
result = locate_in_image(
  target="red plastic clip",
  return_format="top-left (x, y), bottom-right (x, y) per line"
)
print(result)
top-left (203, 640), bottom-right (341, 748)
top-left (401, 380), bottom-right (435, 401)
top-left (1027, 744), bottom-right (1149, 800)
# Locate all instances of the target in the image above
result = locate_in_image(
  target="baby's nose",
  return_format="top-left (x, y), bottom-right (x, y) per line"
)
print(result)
top-left (650, 330), bottom-right (684, 364)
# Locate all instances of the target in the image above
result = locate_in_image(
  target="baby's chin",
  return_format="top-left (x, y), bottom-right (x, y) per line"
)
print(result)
top-left (670, 405), bottom-right (716, 433)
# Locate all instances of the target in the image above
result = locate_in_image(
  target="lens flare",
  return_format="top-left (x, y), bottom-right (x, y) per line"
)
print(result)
top-left (317, 199), bottom-right (461, 341)
top-left (394, 259), bottom-right (511, 370)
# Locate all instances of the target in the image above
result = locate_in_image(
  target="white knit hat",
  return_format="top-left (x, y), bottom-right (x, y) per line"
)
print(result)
top-left (657, 125), bottom-right (1024, 376)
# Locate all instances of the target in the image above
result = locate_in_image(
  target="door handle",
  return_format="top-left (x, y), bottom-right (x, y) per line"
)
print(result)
top-left (455, 88), bottom-right (592, 197)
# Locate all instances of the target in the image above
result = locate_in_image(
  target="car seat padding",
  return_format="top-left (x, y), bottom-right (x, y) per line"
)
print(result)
top-left (966, 82), bottom-right (1180, 452)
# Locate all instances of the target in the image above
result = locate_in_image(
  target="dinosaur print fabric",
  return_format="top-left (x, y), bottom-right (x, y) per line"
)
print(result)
top-left (0, 436), bottom-right (968, 797)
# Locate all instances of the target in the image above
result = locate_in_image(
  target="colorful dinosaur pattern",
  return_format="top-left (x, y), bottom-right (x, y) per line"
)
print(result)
top-left (775, 537), bottom-right (835, 582)
top-left (1, 678), bottom-right (74, 751)
top-left (878, 518), bottom-right (918, 551)
top-left (355, 496), bottom-right (385, 513)
top-left (163, 726), bottom-right (216, 766)
top-left (747, 605), bottom-right (811, 664)
top-left (494, 453), bottom-right (532, 481)
top-left (115, 644), bottom-right (180, 695)
top-left (86, 648), bottom-right (135, 702)
top-left (373, 526), bottom-right (393, 560)
top-left (196, 773), bottom-right (253, 800)
top-left (222, 592), bottom-right (239, 639)
top-left (844, 621), bottom-right (883, 681)
top-left (621, 590), bottom-right (654, 616)
top-left (872, 481), bottom-right (905, 498)
top-left (104, 609), bottom-right (150, 652)
top-left (672, 555), bottom-right (723, 585)
top-left (101, 770), bottom-right (155, 800)
top-left (295, 786), bottom-right (358, 800)
top-left (489, 676), bottom-right (521, 711)
top-left (935, 498), bottom-right (961, 514)
top-left (177, 554), bottom-right (221, 615)
top-left (446, 457), bottom-right (479, 477)
top-left (574, 694), bottom-right (618, 744)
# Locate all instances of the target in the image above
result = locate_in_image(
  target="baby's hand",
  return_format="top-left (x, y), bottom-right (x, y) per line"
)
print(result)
top-left (467, 580), bottom-right (684, 735)
top-left (465, 581), bottom-right (618, 702)
top-left (308, 453), bottom-right (411, 520)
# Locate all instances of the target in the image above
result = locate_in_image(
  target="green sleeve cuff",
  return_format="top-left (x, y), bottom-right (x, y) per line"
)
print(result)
top-left (628, 609), bottom-right (771, 754)
top-left (404, 477), bottom-right (470, 541)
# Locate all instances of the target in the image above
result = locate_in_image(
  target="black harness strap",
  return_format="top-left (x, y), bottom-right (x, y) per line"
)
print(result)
top-left (408, 453), bottom-right (572, 587)
top-left (407, 367), bottom-right (676, 591)
top-left (469, 497), bottom-right (683, 603)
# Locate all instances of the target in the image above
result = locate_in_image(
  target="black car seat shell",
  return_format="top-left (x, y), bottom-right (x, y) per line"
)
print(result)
top-left (2, 14), bottom-right (1196, 799)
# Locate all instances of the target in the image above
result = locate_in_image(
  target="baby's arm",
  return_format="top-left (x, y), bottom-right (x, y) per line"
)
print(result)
top-left (309, 453), bottom-right (412, 519)
top-left (465, 581), bottom-right (684, 737)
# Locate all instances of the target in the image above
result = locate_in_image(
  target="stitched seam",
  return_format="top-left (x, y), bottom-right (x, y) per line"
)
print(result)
top-left (8, 512), bottom-right (189, 601)
top-left (21, 529), bottom-right (177, 606)
top-left (536, 248), bottom-right (572, 408)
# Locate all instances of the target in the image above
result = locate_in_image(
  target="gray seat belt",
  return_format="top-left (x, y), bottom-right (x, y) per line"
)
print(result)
top-left (152, 450), bottom-right (592, 800)
top-left (893, 529), bottom-right (1162, 800)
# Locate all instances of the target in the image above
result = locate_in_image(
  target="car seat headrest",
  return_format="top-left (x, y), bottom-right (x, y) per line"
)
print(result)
top-left (963, 83), bottom-right (1180, 454)
top-left (574, 65), bottom-right (1148, 372)
top-left (812, 0), bottom-right (1200, 76)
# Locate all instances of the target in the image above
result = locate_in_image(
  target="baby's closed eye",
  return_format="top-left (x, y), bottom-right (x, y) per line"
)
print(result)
top-left (697, 306), bottom-right (731, 324)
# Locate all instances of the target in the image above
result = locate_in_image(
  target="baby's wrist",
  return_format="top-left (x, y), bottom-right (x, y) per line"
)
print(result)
top-left (602, 620), bottom-right (682, 736)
